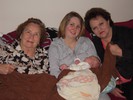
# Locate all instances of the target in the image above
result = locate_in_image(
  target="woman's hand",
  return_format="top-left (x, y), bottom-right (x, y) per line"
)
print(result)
top-left (109, 43), bottom-right (122, 57)
top-left (59, 64), bottom-right (68, 71)
top-left (0, 64), bottom-right (15, 74)
top-left (84, 56), bottom-right (100, 68)
top-left (111, 88), bottom-right (126, 99)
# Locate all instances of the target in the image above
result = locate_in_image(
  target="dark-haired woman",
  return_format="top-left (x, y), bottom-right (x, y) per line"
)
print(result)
top-left (85, 7), bottom-right (133, 100)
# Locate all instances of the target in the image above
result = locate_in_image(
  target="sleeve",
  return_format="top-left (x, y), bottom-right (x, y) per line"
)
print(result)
top-left (0, 45), bottom-right (7, 64)
top-left (85, 38), bottom-right (100, 61)
top-left (41, 48), bottom-right (49, 74)
top-left (116, 27), bottom-right (133, 79)
top-left (48, 43), bottom-right (60, 78)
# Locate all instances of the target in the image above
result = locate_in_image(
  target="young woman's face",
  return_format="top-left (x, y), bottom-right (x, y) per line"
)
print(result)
top-left (20, 23), bottom-right (41, 49)
top-left (89, 16), bottom-right (111, 39)
top-left (65, 17), bottom-right (81, 39)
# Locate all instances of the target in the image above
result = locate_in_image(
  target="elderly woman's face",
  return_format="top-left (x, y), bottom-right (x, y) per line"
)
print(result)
top-left (20, 23), bottom-right (41, 49)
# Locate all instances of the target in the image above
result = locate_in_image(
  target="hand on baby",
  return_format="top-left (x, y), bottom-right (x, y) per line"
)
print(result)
top-left (84, 56), bottom-right (100, 68)
top-left (59, 56), bottom-right (100, 71)
top-left (59, 64), bottom-right (68, 71)
top-left (60, 58), bottom-right (81, 71)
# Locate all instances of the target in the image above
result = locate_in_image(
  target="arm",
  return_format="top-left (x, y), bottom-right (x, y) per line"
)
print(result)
top-left (48, 43), bottom-right (60, 78)
top-left (86, 38), bottom-right (100, 59)
top-left (111, 88), bottom-right (126, 99)
top-left (83, 38), bottom-right (101, 64)
top-left (112, 28), bottom-right (133, 79)
top-left (59, 64), bottom-right (68, 71)
top-left (0, 64), bottom-right (15, 74)
top-left (77, 38), bottom-right (101, 67)
top-left (0, 45), bottom-right (15, 74)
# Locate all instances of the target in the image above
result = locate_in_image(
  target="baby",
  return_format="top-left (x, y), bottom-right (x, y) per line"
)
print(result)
top-left (57, 56), bottom-right (101, 100)
top-left (60, 56), bottom-right (100, 71)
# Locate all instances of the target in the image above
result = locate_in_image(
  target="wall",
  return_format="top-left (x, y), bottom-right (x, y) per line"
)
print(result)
top-left (0, 0), bottom-right (133, 34)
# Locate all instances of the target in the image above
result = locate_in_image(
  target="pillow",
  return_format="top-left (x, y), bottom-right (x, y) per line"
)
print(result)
top-left (2, 27), bottom-right (58, 50)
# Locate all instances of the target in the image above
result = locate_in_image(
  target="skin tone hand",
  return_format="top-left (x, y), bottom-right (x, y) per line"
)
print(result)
top-left (83, 56), bottom-right (100, 68)
top-left (109, 43), bottom-right (122, 57)
top-left (0, 64), bottom-right (15, 75)
top-left (111, 88), bottom-right (126, 99)
top-left (59, 64), bottom-right (68, 71)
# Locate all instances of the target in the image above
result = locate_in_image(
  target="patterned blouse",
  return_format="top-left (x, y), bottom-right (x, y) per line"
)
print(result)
top-left (0, 40), bottom-right (49, 74)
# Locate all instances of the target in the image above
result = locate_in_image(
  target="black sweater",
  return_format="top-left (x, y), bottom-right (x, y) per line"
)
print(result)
top-left (92, 25), bottom-right (133, 79)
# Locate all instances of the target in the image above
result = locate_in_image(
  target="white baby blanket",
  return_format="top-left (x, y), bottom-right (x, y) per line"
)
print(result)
top-left (57, 62), bottom-right (100, 100)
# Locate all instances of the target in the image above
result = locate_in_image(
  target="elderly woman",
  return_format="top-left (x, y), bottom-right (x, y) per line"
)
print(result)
top-left (0, 18), bottom-right (49, 74)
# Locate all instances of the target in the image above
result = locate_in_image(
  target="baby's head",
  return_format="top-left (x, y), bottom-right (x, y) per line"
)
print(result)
top-left (74, 58), bottom-right (81, 65)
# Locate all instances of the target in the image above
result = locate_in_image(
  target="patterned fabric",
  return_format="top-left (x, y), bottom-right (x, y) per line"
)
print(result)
top-left (0, 40), bottom-right (49, 74)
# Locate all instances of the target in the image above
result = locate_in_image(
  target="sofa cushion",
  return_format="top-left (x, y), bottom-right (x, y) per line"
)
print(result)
top-left (115, 19), bottom-right (133, 29)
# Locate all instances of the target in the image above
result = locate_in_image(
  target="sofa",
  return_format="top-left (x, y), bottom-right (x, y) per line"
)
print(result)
top-left (2, 19), bottom-right (133, 49)
top-left (1, 19), bottom-right (133, 100)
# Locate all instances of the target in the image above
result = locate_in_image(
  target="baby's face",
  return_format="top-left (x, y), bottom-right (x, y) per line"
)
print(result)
top-left (74, 59), bottom-right (81, 65)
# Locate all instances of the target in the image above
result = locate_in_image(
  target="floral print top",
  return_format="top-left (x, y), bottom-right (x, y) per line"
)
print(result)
top-left (0, 41), bottom-right (49, 74)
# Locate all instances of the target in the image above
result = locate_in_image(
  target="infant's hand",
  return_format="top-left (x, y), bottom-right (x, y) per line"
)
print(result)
top-left (0, 64), bottom-right (15, 74)
top-left (84, 56), bottom-right (100, 68)
top-left (59, 64), bottom-right (68, 71)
